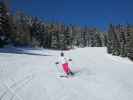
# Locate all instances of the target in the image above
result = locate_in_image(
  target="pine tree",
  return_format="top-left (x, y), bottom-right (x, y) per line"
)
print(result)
top-left (0, 1), bottom-right (12, 47)
top-left (125, 24), bottom-right (133, 60)
top-left (107, 24), bottom-right (121, 55)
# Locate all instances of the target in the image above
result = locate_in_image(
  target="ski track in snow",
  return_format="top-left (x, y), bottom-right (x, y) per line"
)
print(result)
top-left (0, 73), bottom-right (34, 100)
top-left (0, 47), bottom-right (133, 100)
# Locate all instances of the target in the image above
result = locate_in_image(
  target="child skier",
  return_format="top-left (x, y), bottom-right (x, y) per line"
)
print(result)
top-left (56, 52), bottom-right (74, 76)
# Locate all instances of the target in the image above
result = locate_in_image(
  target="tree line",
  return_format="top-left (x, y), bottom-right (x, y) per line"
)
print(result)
top-left (0, 1), bottom-right (105, 49)
top-left (107, 24), bottom-right (133, 60)
top-left (0, 1), bottom-right (133, 60)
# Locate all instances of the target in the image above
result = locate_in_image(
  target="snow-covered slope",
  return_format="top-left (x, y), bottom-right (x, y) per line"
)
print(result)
top-left (0, 47), bottom-right (133, 100)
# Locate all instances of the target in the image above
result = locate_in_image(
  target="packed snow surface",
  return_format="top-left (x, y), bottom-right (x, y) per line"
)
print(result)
top-left (0, 47), bottom-right (133, 100)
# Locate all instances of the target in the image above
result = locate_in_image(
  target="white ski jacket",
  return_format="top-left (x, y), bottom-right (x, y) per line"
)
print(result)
top-left (58, 56), bottom-right (69, 65)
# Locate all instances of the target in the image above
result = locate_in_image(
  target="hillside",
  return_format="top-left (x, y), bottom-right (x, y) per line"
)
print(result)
top-left (0, 47), bottom-right (133, 100)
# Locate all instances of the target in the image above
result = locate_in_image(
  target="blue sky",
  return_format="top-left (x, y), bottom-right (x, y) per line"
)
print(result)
top-left (10, 0), bottom-right (133, 31)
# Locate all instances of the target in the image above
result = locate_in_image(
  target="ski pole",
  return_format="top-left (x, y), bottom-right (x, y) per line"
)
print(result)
top-left (55, 62), bottom-right (61, 73)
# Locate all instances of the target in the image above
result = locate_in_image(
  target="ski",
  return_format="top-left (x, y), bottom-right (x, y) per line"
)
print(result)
top-left (59, 73), bottom-right (75, 78)
top-left (59, 75), bottom-right (68, 78)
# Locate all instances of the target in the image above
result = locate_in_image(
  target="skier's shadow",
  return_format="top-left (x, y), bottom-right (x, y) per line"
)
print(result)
top-left (72, 67), bottom-right (95, 76)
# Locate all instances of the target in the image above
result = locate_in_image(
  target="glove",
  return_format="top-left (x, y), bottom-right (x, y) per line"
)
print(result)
top-left (69, 59), bottom-right (72, 61)
top-left (55, 62), bottom-right (59, 64)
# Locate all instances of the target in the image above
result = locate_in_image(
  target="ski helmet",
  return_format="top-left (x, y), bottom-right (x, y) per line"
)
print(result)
top-left (61, 52), bottom-right (64, 56)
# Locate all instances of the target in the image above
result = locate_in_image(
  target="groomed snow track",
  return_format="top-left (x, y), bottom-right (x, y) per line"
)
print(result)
top-left (0, 47), bottom-right (133, 100)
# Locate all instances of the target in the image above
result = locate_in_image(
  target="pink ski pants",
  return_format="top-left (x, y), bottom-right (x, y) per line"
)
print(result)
top-left (62, 63), bottom-right (71, 74)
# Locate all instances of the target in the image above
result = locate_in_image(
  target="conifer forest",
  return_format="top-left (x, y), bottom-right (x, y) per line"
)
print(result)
top-left (0, 1), bottom-right (133, 60)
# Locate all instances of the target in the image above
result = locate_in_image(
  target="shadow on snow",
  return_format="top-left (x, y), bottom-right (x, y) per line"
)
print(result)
top-left (0, 47), bottom-right (53, 56)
